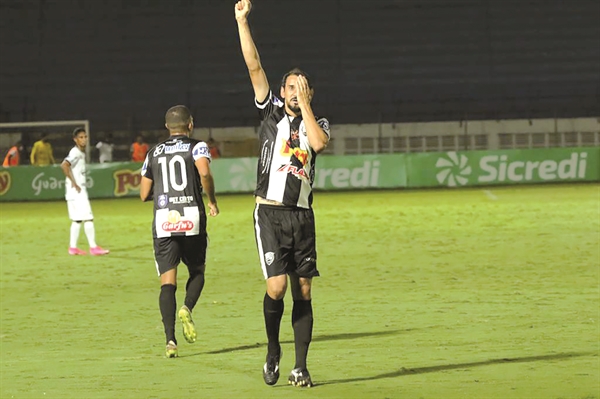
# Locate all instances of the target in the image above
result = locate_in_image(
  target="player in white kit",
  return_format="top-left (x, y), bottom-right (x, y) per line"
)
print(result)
top-left (60, 128), bottom-right (109, 256)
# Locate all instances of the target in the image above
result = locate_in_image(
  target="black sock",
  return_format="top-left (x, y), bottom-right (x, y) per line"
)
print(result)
top-left (263, 293), bottom-right (284, 355)
top-left (159, 284), bottom-right (177, 344)
top-left (292, 300), bottom-right (313, 370)
top-left (184, 271), bottom-right (205, 311)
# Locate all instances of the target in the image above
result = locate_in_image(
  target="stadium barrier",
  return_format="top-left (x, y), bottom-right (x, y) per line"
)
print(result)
top-left (0, 148), bottom-right (598, 201)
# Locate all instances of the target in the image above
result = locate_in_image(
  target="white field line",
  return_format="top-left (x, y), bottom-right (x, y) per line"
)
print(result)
top-left (483, 189), bottom-right (498, 201)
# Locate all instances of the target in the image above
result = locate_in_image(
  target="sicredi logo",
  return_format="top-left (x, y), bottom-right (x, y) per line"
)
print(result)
top-left (436, 152), bottom-right (472, 187)
top-left (479, 152), bottom-right (587, 182)
top-left (314, 161), bottom-right (380, 188)
top-left (435, 151), bottom-right (588, 186)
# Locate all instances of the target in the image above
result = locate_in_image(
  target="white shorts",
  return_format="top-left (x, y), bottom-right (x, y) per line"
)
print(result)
top-left (67, 197), bottom-right (94, 221)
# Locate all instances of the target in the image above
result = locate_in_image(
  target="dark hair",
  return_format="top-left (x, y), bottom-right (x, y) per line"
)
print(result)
top-left (281, 68), bottom-right (312, 89)
top-left (165, 105), bottom-right (193, 131)
top-left (72, 127), bottom-right (86, 137)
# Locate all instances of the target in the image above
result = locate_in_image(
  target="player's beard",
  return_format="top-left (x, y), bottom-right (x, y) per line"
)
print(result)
top-left (287, 98), bottom-right (301, 115)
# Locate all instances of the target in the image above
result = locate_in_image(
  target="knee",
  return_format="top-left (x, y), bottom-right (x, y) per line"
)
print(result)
top-left (266, 275), bottom-right (287, 300)
top-left (189, 263), bottom-right (206, 277)
top-left (295, 286), bottom-right (311, 301)
top-left (267, 287), bottom-right (285, 300)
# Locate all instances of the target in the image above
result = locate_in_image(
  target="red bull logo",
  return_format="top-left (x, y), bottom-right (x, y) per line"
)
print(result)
top-left (281, 140), bottom-right (309, 165)
top-left (0, 171), bottom-right (10, 196)
top-left (114, 169), bottom-right (142, 196)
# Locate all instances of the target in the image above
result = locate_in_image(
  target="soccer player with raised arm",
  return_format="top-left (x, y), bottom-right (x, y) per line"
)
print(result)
top-left (235, 0), bottom-right (330, 387)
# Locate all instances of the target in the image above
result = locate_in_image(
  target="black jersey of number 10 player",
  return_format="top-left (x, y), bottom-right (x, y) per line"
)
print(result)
top-left (141, 136), bottom-right (211, 238)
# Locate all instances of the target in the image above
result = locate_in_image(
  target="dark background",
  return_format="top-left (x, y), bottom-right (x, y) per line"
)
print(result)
top-left (0, 0), bottom-right (598, 132)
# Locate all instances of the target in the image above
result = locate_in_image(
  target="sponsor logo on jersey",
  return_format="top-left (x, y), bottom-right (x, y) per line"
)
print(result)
top-left (169, 195), bottom-right (193, 204)
top-left (165, 142), bottom-right (191, 154)
top-left (280, 139), bottom-right (309, 165)
top-left (154, 142), bottom-right (192, 156)
top-left (277, 163), bottom-right (309, 180)
top-left (157, 194), bottom-right (168, 208)
top-left (193, 146), bottom-right (209, 157)
top-left (161, 210), bottom-right (194, 232)
top-left (153, 144), bottom-right (165, 156)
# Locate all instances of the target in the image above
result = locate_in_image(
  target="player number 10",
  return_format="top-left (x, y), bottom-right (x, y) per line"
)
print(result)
top-left (157, 155), bottom-right (187, 192)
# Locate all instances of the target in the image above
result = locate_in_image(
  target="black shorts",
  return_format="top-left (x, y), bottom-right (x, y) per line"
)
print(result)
top-left (253, 204), bottom-right (319, 279)
top-left (153, 233), bottom-right (207, 276)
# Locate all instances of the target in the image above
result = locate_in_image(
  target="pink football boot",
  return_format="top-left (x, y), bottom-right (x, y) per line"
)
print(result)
top-left (68, 247), bottom-right (87, 255)
top-left (90, 246), bottom-right (110, 256)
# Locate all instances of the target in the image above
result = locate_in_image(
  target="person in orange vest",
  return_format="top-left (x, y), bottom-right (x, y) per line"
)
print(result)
top-left (131, 135), bottom-right (149, 162)
top-left (2, 141), bottom-right (24, 167)
top-left (207, 138), bottom-right (221, 159)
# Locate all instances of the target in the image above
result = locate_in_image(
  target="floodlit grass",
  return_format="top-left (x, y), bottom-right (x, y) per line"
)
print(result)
top-left (1, 184), bottom-right (598, 399)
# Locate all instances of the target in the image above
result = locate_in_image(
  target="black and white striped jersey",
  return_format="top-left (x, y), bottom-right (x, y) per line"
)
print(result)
top-left (141, 135), bottom-right (211, 238)
top-left (254, 91), bottom-right (330, 209)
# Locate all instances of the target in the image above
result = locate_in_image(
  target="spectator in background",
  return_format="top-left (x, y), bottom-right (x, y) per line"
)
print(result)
top-left (131, 135), bottom-right (149, 162)
top-left (96, 133), bottom-right (115, 163)
top-left (207, 138), bottom-right (221, 159)
top-left (30, 133), bottom-right (55, 166)
top-left (2, 141), bottom-right (24, 167)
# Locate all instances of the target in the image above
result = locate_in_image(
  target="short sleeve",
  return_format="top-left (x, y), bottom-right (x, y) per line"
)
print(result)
top-left (192, 142), bottom-right (211, 162)
top-left (141, 154), bottom-right (152, 179)
top-left (64, 147), bottom-right (80, 166)
top-left (317, 117), bottom-right (331, 139)
top-left (255, 91), bottom-right (283, 121)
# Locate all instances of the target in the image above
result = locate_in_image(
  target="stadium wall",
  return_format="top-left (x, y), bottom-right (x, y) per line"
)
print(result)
top-left (0, 148), bottom-right (598, 202)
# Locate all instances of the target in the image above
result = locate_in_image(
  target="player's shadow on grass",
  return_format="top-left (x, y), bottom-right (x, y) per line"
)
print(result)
top-left (201, 329), bottom-right (407, 355)
top-left (317, 351), bottom-right (596, 386)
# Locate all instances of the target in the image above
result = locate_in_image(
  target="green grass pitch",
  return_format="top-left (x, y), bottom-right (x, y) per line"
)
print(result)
top-left (1, 184), bottom-right (598, 398)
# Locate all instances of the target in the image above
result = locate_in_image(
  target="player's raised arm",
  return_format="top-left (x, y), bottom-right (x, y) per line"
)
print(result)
top-left (235, 0), bottom-right (269, 103)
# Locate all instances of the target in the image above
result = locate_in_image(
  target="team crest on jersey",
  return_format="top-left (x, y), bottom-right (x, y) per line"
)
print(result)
top-left (317, 118), bottom-right (330, 132)
top-left (157, 194), bottom-right (168, 208)
top-left (265, 252), bottom-right (275, 266)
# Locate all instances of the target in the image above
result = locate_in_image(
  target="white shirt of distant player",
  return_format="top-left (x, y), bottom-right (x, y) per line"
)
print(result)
top-left (96, 141), bottom-right (114, 163)
top-left (154, 140), bottom-right (211, 238)
top-left (64, 146), bottom-right (88, 200)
